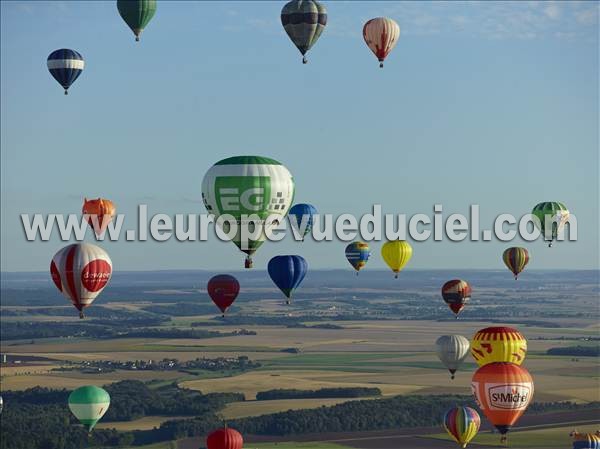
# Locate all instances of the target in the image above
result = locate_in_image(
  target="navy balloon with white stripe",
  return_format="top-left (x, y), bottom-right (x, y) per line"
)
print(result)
top-left (47, 49), bottom-right (84, 95)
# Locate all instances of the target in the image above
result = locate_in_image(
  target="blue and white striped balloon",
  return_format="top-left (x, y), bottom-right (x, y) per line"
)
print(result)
top-left (47, 49), bottom-right (84, 95)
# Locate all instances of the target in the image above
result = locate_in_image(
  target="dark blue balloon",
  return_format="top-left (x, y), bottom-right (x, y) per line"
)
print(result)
top-left (47, 49), bottom-right (84, 95)
top-left (268, 255), bottom-right (308, 303)
top-left (289, 203), bottom-right (317, 239)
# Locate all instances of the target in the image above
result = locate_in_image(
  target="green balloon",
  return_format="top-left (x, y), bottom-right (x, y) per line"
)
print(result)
top-left (117, 0), bottom-right (157, 42)
top-left (202, 156), bottom-right (295, 268)
top-left (68, 386), bottom-right (110, 432)
top-left (531, 202), bottom-right (569, 246)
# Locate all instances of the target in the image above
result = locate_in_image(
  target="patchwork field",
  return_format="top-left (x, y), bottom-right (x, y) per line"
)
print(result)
top-left (3, 319), bottom-right (598, 430)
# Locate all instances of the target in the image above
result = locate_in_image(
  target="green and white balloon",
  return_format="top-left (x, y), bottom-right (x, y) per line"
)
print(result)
top-left (68, 386), bottom-right (110, 432)
top-left (531, 202), bottom-right (569, 247)
top-left (202, 156), bottom-right (295, 268)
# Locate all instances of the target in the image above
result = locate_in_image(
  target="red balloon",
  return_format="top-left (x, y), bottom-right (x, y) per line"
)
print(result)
top-left (441, 279), bottom-right (472, 317)
top-left (206, 427), bottom-right (243, 449)
top-left (207, 275), bottom-right (240, 316)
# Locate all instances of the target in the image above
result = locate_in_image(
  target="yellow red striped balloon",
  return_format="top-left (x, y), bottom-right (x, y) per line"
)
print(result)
top-left (502, 247), bottom-right (530, 280)
top-left (471, 327), bottom-right (527, 367)
top-left (381, 240), bottom-right (412, 278)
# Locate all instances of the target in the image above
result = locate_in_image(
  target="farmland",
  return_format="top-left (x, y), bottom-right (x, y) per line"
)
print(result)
top-left (1, 269), bottom-right (599, 448)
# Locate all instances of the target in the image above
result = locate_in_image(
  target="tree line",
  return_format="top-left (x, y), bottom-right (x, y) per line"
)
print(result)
top-left (546, 345), bottom-right (600, 357)
top-left (256, 387), bottom-right (381, 401)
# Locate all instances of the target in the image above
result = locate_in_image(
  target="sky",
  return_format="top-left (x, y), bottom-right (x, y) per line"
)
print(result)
top-left (1, 1), bottom-right (599, 272)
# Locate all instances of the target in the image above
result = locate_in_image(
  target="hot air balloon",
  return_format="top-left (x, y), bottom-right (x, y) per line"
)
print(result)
top-left (503, 247), bottom-right (529, 280)
top-left (532, 202), bottom-right (569, 247)
top-left (345, 241), bottom-right (370, 275)
top-left (82, 198), bottom-right (116, 237)
top-left (471, 327), bottom-right (527, 367)
top-left (50, 243), bottom-right (112, 318)
top-left (47, 49), bottom-right (84, 95)
top-left (363, 17), bottom-right (400, 68)
top-left (68, 386), bottom-right (110, 433)
top-left (281, 0), bottom-right (327, 64)
top-left (443, 406), bottom-right (481, 448)
top-left (207, 274), bottom-right (240, 317)
top-left (570, 430), bottom-right (600, 449)
top-left (472, 362), bottom-right (533, 443)
top-left (435, 335), bottom-right (470, 379)
top-left (289, 203), bottom-right (317, 240)
top-left (441, 280), bottom-right (471, 318)
top-left (381, 240), bottom-right (412, 278)
top-left (268, 255), bottom-right (307, 304)
top-left (206, 427), bottom-right (244, 449)
top-left (117, 0), bottom-right (157, 42)
top-left (202, 156), bottom-right (295, 269)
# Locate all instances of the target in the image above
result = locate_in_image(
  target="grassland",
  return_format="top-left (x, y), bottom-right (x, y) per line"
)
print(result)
top-left (429, 423), bottom-right (600, 448)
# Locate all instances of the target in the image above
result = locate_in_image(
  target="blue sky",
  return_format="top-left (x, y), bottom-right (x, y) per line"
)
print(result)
top-left (1, 1), bottom-right (598, 272)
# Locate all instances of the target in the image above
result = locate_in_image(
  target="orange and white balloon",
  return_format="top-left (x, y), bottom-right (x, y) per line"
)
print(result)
top-left (50, 243), bottom-right (112, 318)
top-left (363, 17), bottom-right (400, 68)
top-left (472, 362), bottom-right (534, 444)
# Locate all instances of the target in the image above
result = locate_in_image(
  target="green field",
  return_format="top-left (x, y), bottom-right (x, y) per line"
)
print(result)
top-left (429, 424), bottom-right (600, 448)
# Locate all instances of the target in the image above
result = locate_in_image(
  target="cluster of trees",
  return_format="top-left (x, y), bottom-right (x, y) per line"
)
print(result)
top-left (547, 345), bottom-right (600, 357)
top-left (1, 321), bottom-right (250, 341)
top-left (103, 381), bottom-right (243, 421)
top-left (0, 381), bottom-right (243, 449)
top-left (256, 387), bottom-right (381, 401)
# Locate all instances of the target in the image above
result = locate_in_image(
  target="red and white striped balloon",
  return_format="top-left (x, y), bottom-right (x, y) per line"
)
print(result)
top-left (50, 243), bottom-right (112, 318)
top-left (363, 17), bottom-right (400, 68)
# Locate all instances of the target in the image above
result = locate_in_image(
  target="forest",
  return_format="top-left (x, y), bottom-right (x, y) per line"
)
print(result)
top-left (2, 382), bottom-right (597, 449)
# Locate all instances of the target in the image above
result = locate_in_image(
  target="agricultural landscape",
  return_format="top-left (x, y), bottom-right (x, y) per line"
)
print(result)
top-left (1, 269), bottom-right (598, 448)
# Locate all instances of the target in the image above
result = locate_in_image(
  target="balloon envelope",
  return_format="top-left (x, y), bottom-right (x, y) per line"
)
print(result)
top-left (207, 274), bottom-right (240, 315)
top-left (268, 255), bottom-right (308, 303)
top-left (435, 335), bottom-right (470, 379)
top-left (471, 327), bottom-right (527, 367)
top-left (471, 362), bottom-right (533, 440)
top-left (47, 49), bottom-right (84, 94)
top-left (202, 156), bottom-right (295, 268)
top-left (503, 247), bottom-right (529, 280)
top-left (381, 240), bottom-right (412, 278)
top-left (443, 406), bottom-right (480, 448)
top-left (572, 433), bottom-right (600, 449)
top-left (51, 243), bottom-right (112, 318)
top-left (206, 427), bottom-right (243, 449)
top-left (345, 241), bottom-right (370, 273)
top-left (281, 0), bottom-right (327, 63)
top-left (531, 202), bottom-right (569, 246)
top-left (441, 280), bottom-right (471, 316)
top-left (82, 198), bottom-right (116, 237)
top-left (117, 0), bottom-right (157, 41)
top-left (289, 203), bottom-right (317, 238)
top-left (363, 17), bottom-right (400, 67)
top-left (68, 386), bottom-right (110, 432)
